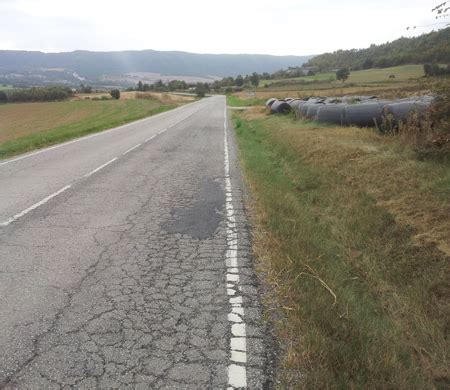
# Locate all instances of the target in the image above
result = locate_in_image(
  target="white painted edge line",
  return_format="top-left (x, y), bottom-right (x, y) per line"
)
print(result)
top-left (0, 99), bottom-right (204, 168)
top-left (84, 157), bottom-right (118, 178)
top-left (224, 105), bottom-right (248, 389)
top-left (0, 185), bottom-right (72, 227)
top-left (123, 143), bottom-right (142, 155)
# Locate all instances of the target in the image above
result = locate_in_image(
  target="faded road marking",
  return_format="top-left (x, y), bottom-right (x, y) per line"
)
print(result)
top-left (0, 185), bottom-right (71, 227)
top-left (224, 106), bottom-right (247, 388)
top-left (84, 157), bottom-right (118, 177)
top-left (123, 143), bottom-right (142, 155)
top-left (0, 109), bottom-right (200, 227)
top-left (0, 102), bottom-right (200, 168)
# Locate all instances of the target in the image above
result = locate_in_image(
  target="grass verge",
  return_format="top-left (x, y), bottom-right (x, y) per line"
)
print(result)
top-left (0, 99), bottom-right (180, 159)
top-left (226, 95), bottom-right (265, 107)
top-left (233, 109), bottom-right (449, 389)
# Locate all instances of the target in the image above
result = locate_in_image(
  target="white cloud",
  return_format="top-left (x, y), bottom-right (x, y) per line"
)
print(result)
top-left (0, 0), bottom-right (440, 55)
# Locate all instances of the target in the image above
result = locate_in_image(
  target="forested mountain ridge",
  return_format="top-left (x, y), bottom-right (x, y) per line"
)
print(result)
top-left (303, 28), bottom-right (450, 71)
top-left (0, 49), bottom-right (313, 87)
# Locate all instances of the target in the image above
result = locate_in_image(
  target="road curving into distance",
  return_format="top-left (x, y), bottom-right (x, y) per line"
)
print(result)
top-left (0, 96), bottom-right (272, 388)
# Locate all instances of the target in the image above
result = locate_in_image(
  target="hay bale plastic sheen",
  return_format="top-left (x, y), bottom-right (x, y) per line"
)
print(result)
top-left (343, 102), bottom-right (386, 127)
top-left (291, 100), bottom-right (307, 118)
top-left (305, 104), bottom-right (322, 119)
top-left (385, 101), bottom-right (429, 123)
top-left (266, 98), bottom-right (277, 107)
top-left (289, 99), bottom-right (304, 109)
top-left (271, 100), bottom-right (292, 114)
top-left (298, 103), bottom-right (311, 118)
top-left (316, 105), bottom-right (345, 125)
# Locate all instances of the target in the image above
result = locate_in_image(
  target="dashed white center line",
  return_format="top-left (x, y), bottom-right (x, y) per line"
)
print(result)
top-left (123, 143), bottom-right (142, 155)
top-left (0, 185), bottom-right (72, 227)
top-left (0, 108), bottom-right (200, 228)
top-left (84, 157), bottom-right (118, 178)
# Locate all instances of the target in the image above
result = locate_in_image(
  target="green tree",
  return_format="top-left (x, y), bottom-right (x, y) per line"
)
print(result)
top-left (235, 75), bottom-right (244, 87)
top-left (212, 80), bottom-right (221, 92)
top-left (195, 82), bottom-right (206, 97)
top-left (137, 81), bottom-right (143, 91)
top-left (79, 84), bottom-right (92, 93)
top-left (250, 72), bottom-right (260, 87)
top-left (110, 89), bottom-right (120, 99)
top-left (153, 80), bottom-right (167, 92)
top-left (221, 77), bottom-right (235, 87)
top-left (336, 67), bottom-right (350, 82)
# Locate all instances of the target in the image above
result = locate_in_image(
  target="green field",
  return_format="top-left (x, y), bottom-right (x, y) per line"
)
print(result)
top-left (260, 72), bottom-right (335, 86)
top-left (0, 99), bottom-right (179, 159)
top-left (347, 64), bottom-right (425, 82)
top-left (233, 109), bottom-right (449, 388)
top-left (261, 65), bottom-right (425, 86)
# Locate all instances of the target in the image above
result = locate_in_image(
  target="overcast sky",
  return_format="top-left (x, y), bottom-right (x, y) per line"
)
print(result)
top-left (0, 0), bottom-right (443, 56)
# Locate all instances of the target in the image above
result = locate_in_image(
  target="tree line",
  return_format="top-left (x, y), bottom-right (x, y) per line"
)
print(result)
top-left (0, 86), bottom-right (74, 104)
top-left (301, 27), bottom-right (449, 72)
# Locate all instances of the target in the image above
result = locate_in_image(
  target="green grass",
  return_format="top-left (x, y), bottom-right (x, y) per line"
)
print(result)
top-left (261, 72), bottom-right (335, 86)
top-left (226, 95), bottom-right (265, 107)
top-left (0, 99), bottom-right (179, 159)
top-left (348, 65), bottom-right (424, 83)
top-left (233, 113), bottom-right (449, 388)
top-left (261, 65), bottom-right (425, 87)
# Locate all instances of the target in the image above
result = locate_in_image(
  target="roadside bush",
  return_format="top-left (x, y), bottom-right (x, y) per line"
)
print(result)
top-left (110, 89), bottom-right (120, 99)
top-left (424, 63), bottom-right (450, 77)
top-left (78, 84), bottom-right (92, 93)
top-left (380, 83), bottom-right (450, 161)
top-left (6, 86), bottom-right (73, 103)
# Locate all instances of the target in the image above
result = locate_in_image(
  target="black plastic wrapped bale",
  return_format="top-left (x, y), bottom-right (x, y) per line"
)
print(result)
top-left (385, 101), bottom-right (430, 124)
top-left (305, 104), bottom-right (322, 119)
top-left (316, 105), bottom-right (346, 125)
top-left (291, 100), bottom-right (307, 119)
top-left (289, 99), bottom-right (303, 108)
top-left (298, 103), bottom-right (310, 118)
top-left (306, 98), bottom-right (322, 104)
top-left (271, 100), bottom-right (292, 114)
top-left (343, 102), bottom-right (386, 127)
top-left (266, 98), bottom-right (277, 107)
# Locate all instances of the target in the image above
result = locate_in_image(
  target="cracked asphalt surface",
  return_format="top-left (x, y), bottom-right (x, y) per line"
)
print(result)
top-left (0, 96), bottom-right (272, 388)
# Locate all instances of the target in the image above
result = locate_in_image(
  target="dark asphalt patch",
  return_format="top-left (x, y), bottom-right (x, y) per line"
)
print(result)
top-left (163, 179), bottom-right (224, 239)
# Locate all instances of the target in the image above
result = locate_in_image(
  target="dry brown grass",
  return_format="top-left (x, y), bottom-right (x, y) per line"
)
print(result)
top-left (233, 112), bottom-right (449, 387)
top-left (0, 101), bottom-right (96, 143)
top-left (293, 121), bottom-right (450, 255)
top-left (239, 108), bottom-right (450, 255)
top-left (0, 99), bottom-right (180, 158)
top-left (73, 91), bottom-right (195, 103)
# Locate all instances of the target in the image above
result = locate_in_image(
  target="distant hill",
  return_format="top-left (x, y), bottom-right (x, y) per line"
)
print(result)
top-left (303, 28), bottom-right (450, 71)
top-left (0, 49), bottom-right (313, 87)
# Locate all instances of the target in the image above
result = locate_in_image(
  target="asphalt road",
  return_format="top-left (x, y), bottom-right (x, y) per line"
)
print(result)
top-left (0, 96), bottom-right (272, 388)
